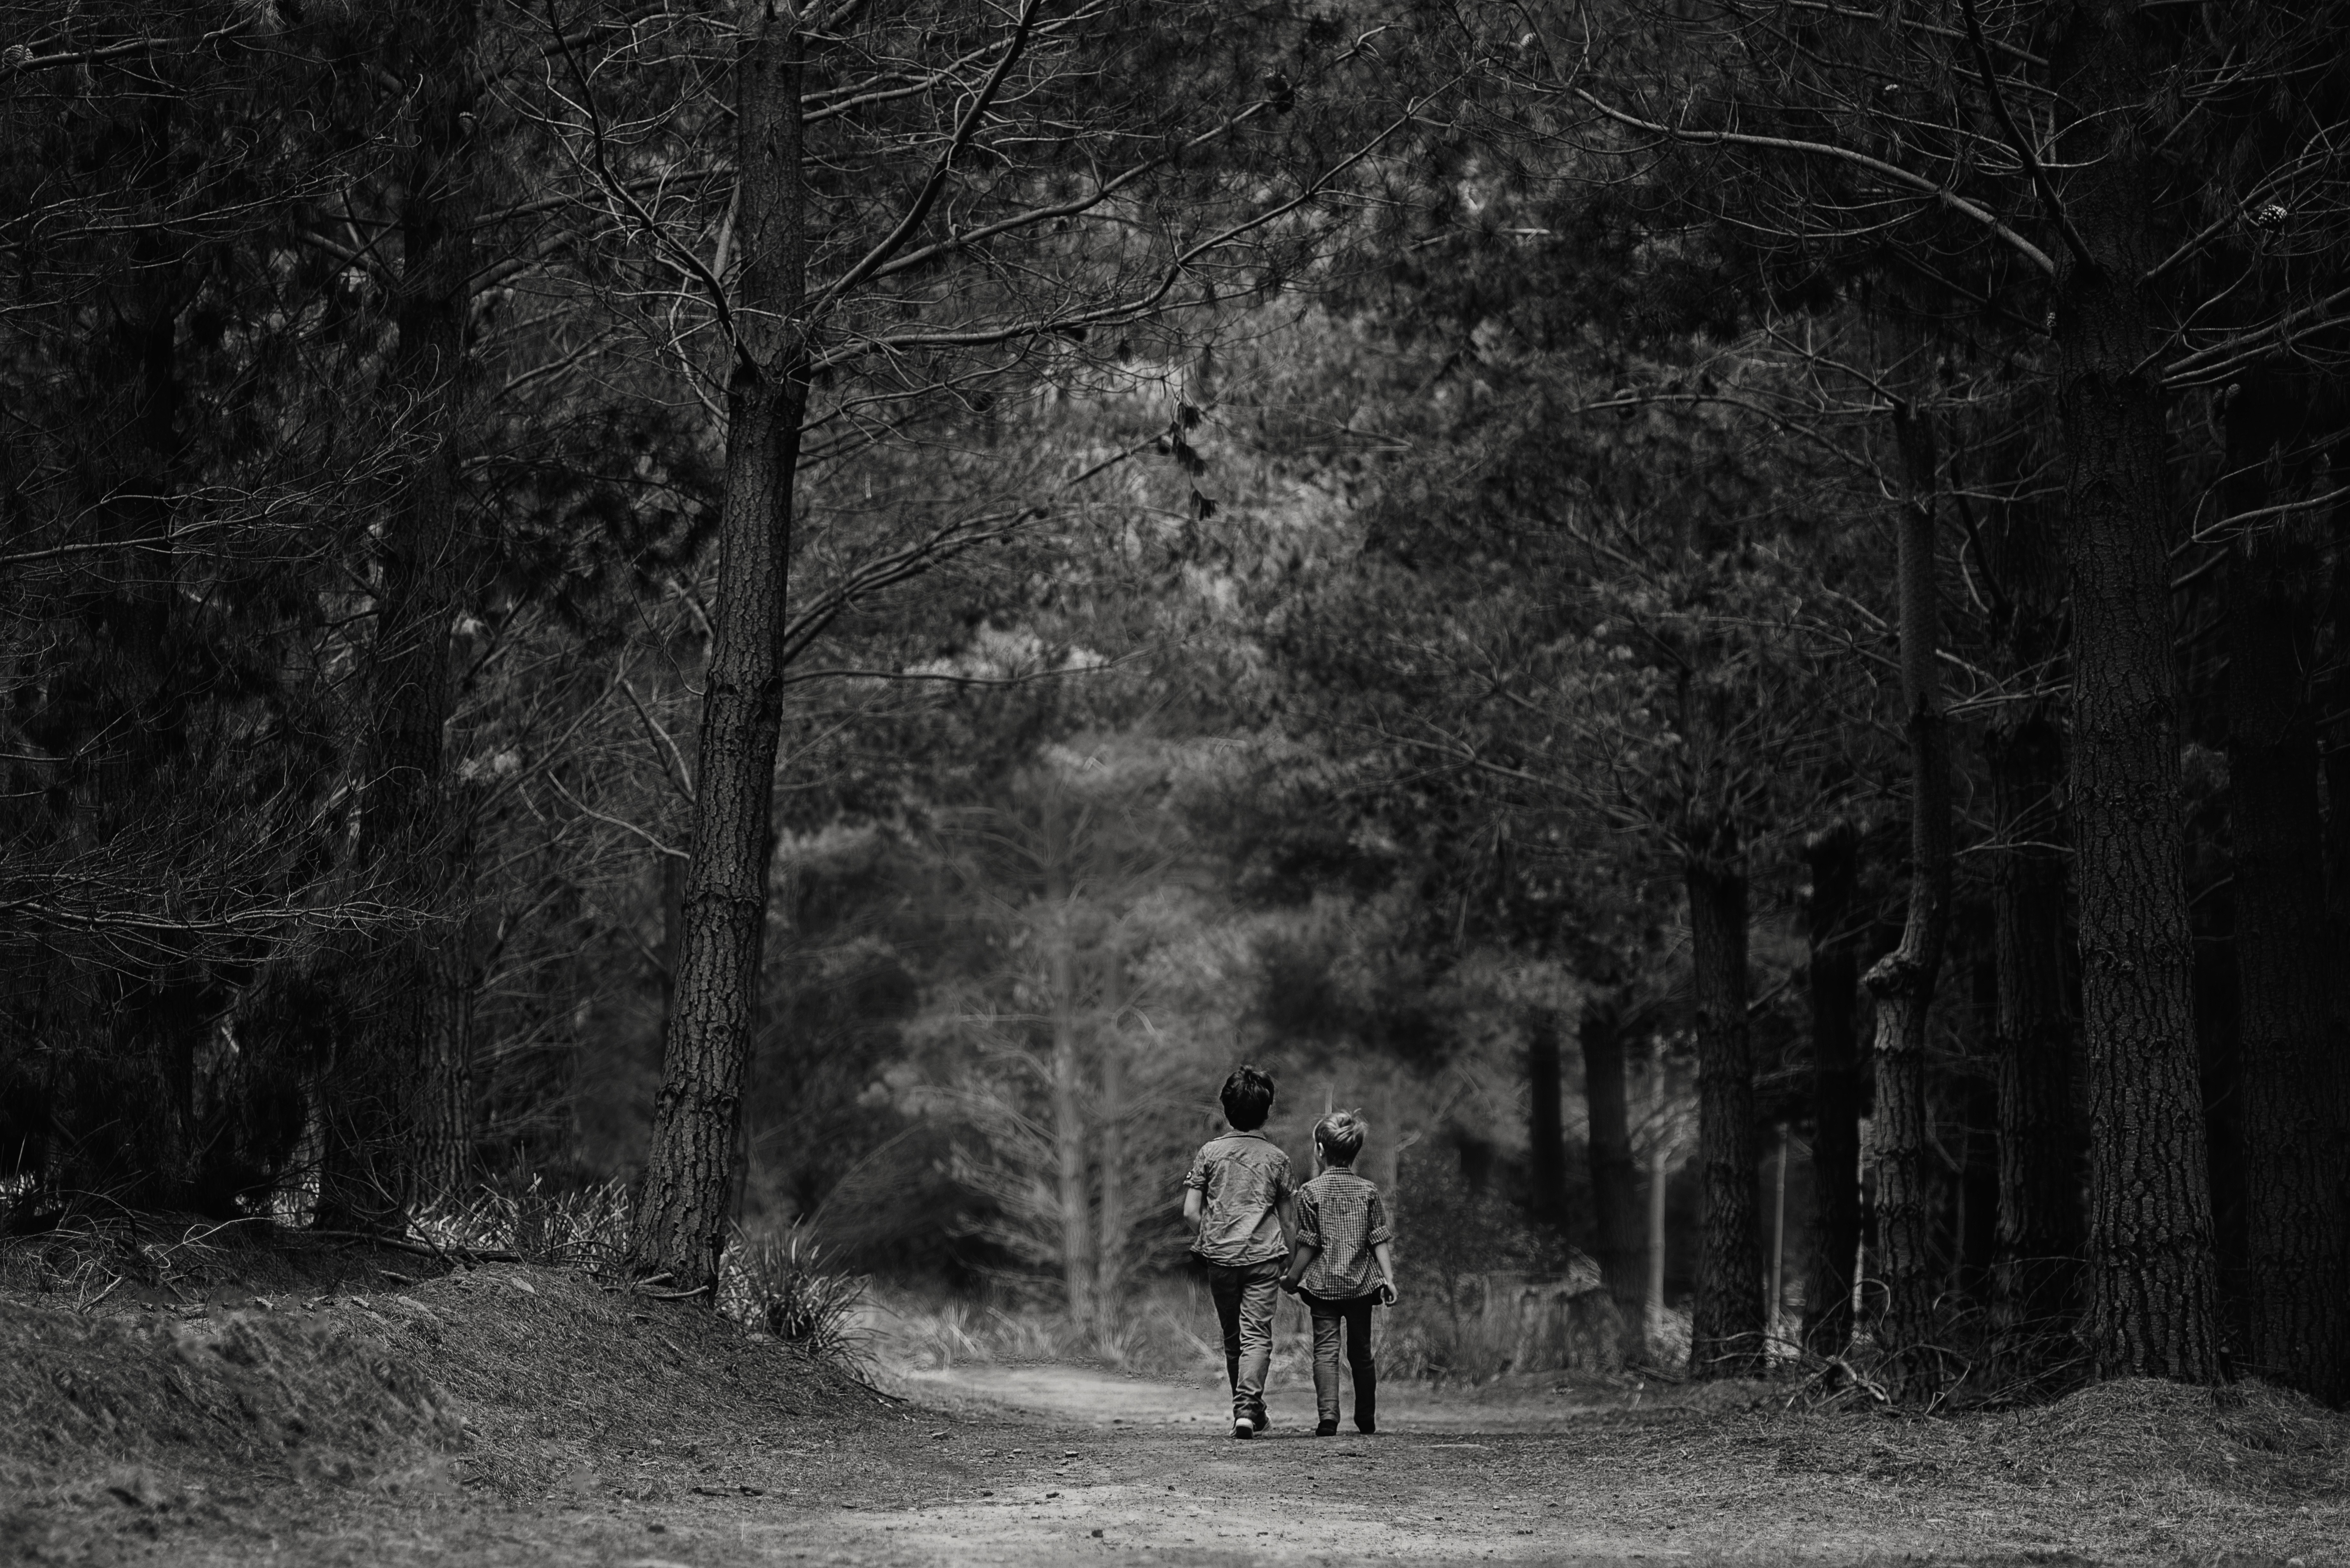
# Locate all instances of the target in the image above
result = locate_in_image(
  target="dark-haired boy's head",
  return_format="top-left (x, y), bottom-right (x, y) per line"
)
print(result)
top-left (1219, 1064), bottom-right (1276, 1131)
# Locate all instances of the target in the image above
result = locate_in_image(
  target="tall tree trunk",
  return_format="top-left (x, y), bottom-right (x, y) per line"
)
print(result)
top-left (1686, 848), bottom-right (1763, 1379)
top-left (415, 916), bottom-right (478, 1200)
top-left (1976, 419), bottom-right (2085, 1368)
top-left (39, 82), bottom-right (215, 1213)
top-left (1645, 1031), bottom-right (1670, 1346)
top-left (626, 11), bottom-right (809, 1293)
top-left (1984, 710), bottom-right (2086, 1361)
top-left (1372, 1078), bottom-right (1404, 1259)
top-left (1866, 378), bottom-right (1955, 1397)
top-left (2220, 373), bottom-right (2350, 1404)
top-left (1096, 978), bottom-right (1126, 1345)
top-left (1047, 822), bottom-right (1094, 1324)
top-left (1578, 990), bottom-right (1644, 1337)
top-left (1527, 1007), bottom-right (1570, 1235)
top-left (1801, 819), bottom-right (1861, 1356)
top-left (317, 4), bottom-right (482, 1231)
top-left (2049, 0), bottom-right (2223, 1383)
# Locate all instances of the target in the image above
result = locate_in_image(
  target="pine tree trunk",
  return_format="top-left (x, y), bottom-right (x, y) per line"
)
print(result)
top-left (318, 5), bottom-right (481, 1231)
top-left (1801, 820), bottom-right (1861, 1357)
top-left (1865, 383), bottom-right (1954, 1397)
top-left (415, 916), bottom-right (477, 1201)
top-left (1686, 850), bottom-right (1764, 1379)
top-left (1096, 993), bottom-right (1126, 1346)
top-left (1578, 990), bottom-right (1644, 1336)
top-left (1974, 411), bottom-right (2085, 1367)
top-left (1528, 1007), bottom-right (1570, 1235)
top-left (1048, 844), bottom-right (1095, 1324)
top-left (1984, 712), bottom-right (2086, 1357)
top-left (2049, 0), bottom-right (2223, 1383)
top-left (1645, 1029), bottom-right (1670, 1345)
top-left (2220, 375), bottom-right (2350, 1405)
top-left (626, 12), bottom-right (809, 1293)
top-left (36, 81), bottom-right (219, 1214)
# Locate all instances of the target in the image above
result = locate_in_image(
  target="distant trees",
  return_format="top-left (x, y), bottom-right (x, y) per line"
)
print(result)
top-left (572, 0), bottom-right (1415, 1291)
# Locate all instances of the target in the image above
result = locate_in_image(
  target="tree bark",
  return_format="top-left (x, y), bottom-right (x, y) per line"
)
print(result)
top-left (1686, 849), bottom-right (1764, 1379)
top-left (2220, 373), bottom-right (2350, 1404)
top-left (317, 3), bottom-right (482, 1231)
top-left (1528, 1007), bottom-right (1570, 1236)
top-left (1046, 813), bottom-right (1095, 1323)
top-left (1972, 401), bottom-right (2086, 1366)
top-left (1578, 989), bottom-right (1644, 1335)
top-left (1984, 712), bottom-right (2086, 1356)
top-left (1865, 380), bottom-right (1955, 1396)
top-left (1096, 962), bottom-right (1126, 1345)
top-left (1645, 1030), bottom-right (1670, 1346)
top-left (2049, 0), bottom-right (2224, 1383)
top-left (1801, 819), bottom-right (1861, 1357)
top-left (626, 9), bottom-right (809, 1293)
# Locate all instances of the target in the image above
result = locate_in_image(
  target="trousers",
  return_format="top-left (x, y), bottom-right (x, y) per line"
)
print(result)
top-left (1200, 1257), bottom-right (1283, 1416)
top-left (1302, 1289), bottom-right (1377, 1428)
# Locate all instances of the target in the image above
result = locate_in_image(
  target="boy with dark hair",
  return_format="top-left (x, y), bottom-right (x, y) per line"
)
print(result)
top-left (1278, 1109), bottom-right (1397, 1436)
top-left (1182, 1064), bottom-right (1293, 1439)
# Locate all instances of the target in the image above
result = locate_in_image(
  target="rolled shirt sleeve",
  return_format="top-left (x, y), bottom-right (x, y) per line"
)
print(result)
top-left (1366, 1192), bottom-right (1392, 1248)
top-left (1293, 1186), bottom-right (1323, 1250)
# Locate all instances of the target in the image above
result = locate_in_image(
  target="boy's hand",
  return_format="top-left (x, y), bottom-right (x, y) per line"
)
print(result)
top-left (1376, 1282), bottom-right (1397, 1308)
top-left (1277, 1275), bottom-right (1301, 1295)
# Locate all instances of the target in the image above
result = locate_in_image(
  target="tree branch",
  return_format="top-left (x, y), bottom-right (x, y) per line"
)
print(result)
top-left (1572, 88), bottom-right (2057, 278)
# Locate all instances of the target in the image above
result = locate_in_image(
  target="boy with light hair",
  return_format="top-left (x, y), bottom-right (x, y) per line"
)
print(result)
top-left (1278, 1109), bottom-right (1397, 1436)
top-left (1182, 1064), bottom-right (1294, 1439)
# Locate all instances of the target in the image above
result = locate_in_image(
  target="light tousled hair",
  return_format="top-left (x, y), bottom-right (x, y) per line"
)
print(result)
top-left (1315, 1110), bottom-right (1368, 1164)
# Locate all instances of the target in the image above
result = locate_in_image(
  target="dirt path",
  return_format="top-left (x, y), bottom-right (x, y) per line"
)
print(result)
top-left (94, 1353), bottom-right (2344, 1568)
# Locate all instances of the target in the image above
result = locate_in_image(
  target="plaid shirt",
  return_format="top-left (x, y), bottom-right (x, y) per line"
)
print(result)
top-left (1293, 1169), bottom-right (1392, 1300)
top-left (1184, 1130), bottom-right (1294, 1266)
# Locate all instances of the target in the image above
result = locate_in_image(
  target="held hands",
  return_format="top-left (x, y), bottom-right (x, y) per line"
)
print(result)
top-left (1278, 1275), bottom-right (1303, 1295)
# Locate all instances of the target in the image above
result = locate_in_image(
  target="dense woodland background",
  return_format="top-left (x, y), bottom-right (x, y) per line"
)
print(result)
top-left (5, 0), bottom-right (2349, 1408)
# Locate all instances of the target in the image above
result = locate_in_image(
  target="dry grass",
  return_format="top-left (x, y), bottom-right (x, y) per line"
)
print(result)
top-left (0, 1294), bottom-right (463, 1483)
top-left (1777, 1375), bottom-right (2350, 1501)
top-left (1, 1238), bottom-right (884, 1567)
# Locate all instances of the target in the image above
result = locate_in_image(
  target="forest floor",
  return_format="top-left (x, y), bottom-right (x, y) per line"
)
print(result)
top-left (5, 1253), bottom-right (2349, 1567)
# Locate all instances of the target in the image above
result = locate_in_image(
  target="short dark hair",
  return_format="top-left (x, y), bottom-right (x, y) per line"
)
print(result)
top-left (1219, 1064), bottom-right (1276, 1130)
top-left (1315, 1110), bottom-right (1367, 1164)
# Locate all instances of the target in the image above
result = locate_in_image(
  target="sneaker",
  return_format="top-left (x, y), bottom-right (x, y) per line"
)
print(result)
top-left (1246, 1403), bottom-right (1270, 1433)
top-left (1231, 1416), bottom-right (1255, 1439)
top-left (1314, 1420), bottom-right (1339, 1437)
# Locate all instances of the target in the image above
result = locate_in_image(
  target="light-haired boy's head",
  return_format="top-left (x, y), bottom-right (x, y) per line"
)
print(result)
top-left (1220, 1064), bottom-right (1276, 1131)
top-left (1315, 1110), bottom-right (1368, 1164)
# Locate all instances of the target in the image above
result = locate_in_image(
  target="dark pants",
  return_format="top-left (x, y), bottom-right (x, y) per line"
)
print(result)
top-left (1302, 1290), bottom-right (1377, 1428)
top-left (1200, 1258), bottom-right (1282, 1417)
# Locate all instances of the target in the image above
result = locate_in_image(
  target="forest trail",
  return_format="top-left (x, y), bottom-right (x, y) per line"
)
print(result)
top-left (890, 1358), bottom-right (1608, 1433)
top-left (129, 1357), bottom-right (2346, 1568)
top-left (14, 1269), bottom-right (2343, 1568)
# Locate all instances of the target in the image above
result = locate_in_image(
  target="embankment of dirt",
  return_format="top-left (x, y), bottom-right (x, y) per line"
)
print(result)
top-left (2, 1262), bottom-right (877, 1562)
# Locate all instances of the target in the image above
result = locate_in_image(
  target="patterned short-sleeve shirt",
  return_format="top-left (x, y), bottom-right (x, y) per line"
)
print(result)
top-left (1184, 1130), bottom-right (1294, 1266)
top-left (1293, 1170), bottom-right (1392, 1300)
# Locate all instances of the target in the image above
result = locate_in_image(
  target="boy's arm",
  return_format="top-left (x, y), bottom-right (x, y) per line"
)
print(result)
top-left (1277, 1180), bottom-right (1315, 1291)
top-left (1182, 1187), bottom-right (1204, 1237)
top-left (1279, 1234), bottom-right (1320, 1292)
top-left (1372, 1239), bottom-right (1399, 1305)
